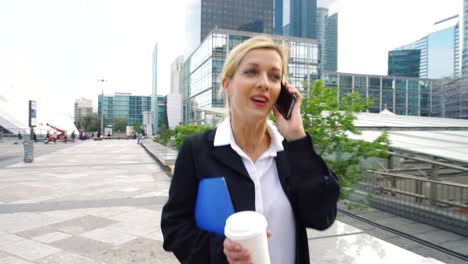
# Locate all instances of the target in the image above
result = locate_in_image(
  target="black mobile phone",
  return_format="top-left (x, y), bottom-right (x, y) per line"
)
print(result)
top-left (275, 83), bottom-right (296, 120)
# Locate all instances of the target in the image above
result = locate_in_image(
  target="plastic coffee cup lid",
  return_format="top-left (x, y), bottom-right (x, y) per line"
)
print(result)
top-left (224, 211), bottom-right (267, 240)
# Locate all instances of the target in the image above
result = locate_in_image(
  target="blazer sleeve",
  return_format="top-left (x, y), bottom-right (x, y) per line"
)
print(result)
top-left (285, 133), bottom-right (340, 230)
top-left (161, 136), bottom-right (228, 263)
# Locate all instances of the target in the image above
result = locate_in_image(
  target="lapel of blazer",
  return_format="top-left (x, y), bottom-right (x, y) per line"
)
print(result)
top-left (275, 146), bottom-right (291, 192)
top-left (206, 129), bottom-right (250, 180)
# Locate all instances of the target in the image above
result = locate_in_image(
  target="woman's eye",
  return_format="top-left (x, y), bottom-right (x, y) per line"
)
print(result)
top-left (270, 73), bottom-right (281, 81)
top-left (244, 69), bottom-right (257, 75)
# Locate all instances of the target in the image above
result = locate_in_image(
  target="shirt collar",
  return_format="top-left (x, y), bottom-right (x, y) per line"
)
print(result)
top-left (214, 118), bottom-right (284, 153)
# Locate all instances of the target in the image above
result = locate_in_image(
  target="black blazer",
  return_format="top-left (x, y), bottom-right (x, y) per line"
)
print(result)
top-left (161, 129), bottom-right (340, 264)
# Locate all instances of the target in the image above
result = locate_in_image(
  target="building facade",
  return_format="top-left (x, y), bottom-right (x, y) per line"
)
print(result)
top-left (185, 0), bottom-right (274, 55)
top-left (98, 93), bottom-right (151, 128)
top-left (181, 29), bottom-right (319, 125)
top-left (388, 49), bottom-right (421, 77)
top-left (463, 0), bottom-right (468, 76)
top-left (289, 0), bottom-right (317, 38)
top-left (151, 43), bottom-right (158, 134)
top-left (432, 77), bottom-right (468, 119)
top-left (392, 15), bottom-right (460, 79)
top-left (74, 98), bottom-right (94, 124)
top-left (167, 56), bottom-right (184, 129)
top-left (321, 71), bottom-right (438, 117)
top-left (316, 8), bottom-right (337, 71)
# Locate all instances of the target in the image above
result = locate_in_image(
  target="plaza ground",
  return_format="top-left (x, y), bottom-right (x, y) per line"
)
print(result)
top-left (0, 139), bottom-right (466, 263)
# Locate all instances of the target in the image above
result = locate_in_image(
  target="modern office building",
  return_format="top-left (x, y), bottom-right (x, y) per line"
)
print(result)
top-left (275, 0), bottom-right (318, 39)
top-left (98, 93), bottom-right (151, 128)
top-left (181, 29), bottom-right (319, 124)
top-left (73, 98), bottom-right (94, 124)
top-left (167, 56), bottom-right (184, 129)
top-left (388, 49), bottom-right (421, 77)
top-left (151, 43), bottom-right (158, 134)
top-left (289, 0), bottom-right (317, 38)
top-left (321, 71), bottom-right (439, 117)
top-left (185, 0), bottom-right (274, 55)
top-left (316, 8), bottom-right (337, 71)
top-left (432, 77), bottom-right (468, 119)
top-left (157, 95), bottom-right (168, 129)
top-left (391, 15), bottom-right (460, 79)
top-left (463, 0), bottom-right (468, 76)
top-left (324, 12), bottom-right (337, 71)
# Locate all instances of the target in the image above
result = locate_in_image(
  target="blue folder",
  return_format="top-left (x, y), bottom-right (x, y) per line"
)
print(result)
top-left (195, 177), bottom-right (235, 236)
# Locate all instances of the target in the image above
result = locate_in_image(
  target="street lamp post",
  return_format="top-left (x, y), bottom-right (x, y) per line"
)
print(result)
top-left (98, 79), bottom-right (107, 136)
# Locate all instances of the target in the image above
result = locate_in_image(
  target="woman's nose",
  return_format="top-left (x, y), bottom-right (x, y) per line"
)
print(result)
top-left (257, 72), bottom-right (270, 90)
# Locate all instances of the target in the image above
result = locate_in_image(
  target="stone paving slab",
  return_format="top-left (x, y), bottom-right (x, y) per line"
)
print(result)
top-left (0, 140), bottom-right (178, 263)
top-left (1, 139), bottom-right (466, 263)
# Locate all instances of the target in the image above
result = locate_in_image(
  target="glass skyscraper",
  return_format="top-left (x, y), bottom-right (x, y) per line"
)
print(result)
top-left (289, 0), bottom-right (317, 38)
top-left (391, 15), bottom-right (459, 79)
top-left (316, 8), bottom-right (337, 71)
top-left (388, 49), bottom-right (421, 77)
top-left (181, 29), bottom-right (319, 125)
top-left (463, 0), bottom-right (468, 76)
top-left (98, 93), bottom-right (151, 127)
top-left (185, 0), bottom-right (274, 55)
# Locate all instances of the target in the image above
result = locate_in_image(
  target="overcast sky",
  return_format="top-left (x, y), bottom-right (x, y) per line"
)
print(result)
top-left (0, 0), bottom-right (462, 127)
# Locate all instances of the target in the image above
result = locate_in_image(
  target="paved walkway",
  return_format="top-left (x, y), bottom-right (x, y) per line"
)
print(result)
top-left (0, 139), bottom-right (466, 263)
top-left (0, 139), bottom-right (178, 263)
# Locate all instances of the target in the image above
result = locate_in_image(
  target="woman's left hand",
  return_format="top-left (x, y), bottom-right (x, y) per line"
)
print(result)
top-left (273, 82), bottom-right (306, 141)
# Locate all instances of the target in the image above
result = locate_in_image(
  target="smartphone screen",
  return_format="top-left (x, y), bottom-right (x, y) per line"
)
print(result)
top-left (275, 83), bottom-right (296, 120)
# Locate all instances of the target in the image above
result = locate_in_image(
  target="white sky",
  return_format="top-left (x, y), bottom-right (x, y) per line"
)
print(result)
top-left (0, 0), bottom-right (462, 127)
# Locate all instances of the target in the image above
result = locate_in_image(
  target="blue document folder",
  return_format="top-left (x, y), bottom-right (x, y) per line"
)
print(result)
top-left (195, 177), bottom-right (235, 236)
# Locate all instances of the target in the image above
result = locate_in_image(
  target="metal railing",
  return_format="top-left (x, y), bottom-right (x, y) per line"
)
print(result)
top-left (364, 152), bottom-right (468, 235)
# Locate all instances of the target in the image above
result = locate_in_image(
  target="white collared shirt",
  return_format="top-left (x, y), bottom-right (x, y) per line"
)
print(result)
top-left (214, 118), bottom-right (296, 264)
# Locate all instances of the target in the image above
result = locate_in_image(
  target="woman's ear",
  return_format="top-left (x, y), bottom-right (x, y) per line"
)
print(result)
top-left (222, 78), bottom-right (231, 96)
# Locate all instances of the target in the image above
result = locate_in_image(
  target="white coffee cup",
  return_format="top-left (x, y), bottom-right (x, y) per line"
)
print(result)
top-left (224, 211), bottom-right (270, 264)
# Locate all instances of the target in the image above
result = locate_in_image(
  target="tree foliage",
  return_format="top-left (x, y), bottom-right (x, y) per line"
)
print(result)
top-left (301, 80), bottom-right (390, 199)
top-left (154, 124), bottom-right (175, 145)
top-left (80, 114), bottom-right (100, 132)
top-left (133, 122), bottom-right (144, 133)
top-left (113, 117), bottom-right (128, 132)
top-left (174, 124), bottom-right (214, 150)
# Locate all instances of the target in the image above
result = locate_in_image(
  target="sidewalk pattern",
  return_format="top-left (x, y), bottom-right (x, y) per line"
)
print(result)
top-left (0, 140), bottom-right (178, 264)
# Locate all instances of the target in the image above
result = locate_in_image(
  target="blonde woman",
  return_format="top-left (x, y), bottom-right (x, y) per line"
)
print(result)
top-left (161, 36), bottom-right (339, 264)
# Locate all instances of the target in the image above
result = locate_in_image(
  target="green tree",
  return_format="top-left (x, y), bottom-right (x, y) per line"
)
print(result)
top-left (300, 80), bottom-right (390, 200)
top-left (113, 117), bottom-right (128, 132)
top-left (81, 114), bottom-right (100, 132)
top-left (133, 122), bottom-right (143, 133)
top-left (174, 124), bottom-right (214, 150)
top-left (155, 124), bottom-right (175, 145)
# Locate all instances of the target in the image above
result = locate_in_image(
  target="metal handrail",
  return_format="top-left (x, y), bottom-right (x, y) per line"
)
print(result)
top-left (368, 170), bottom-right (468, 188)
top-left (388, 151), bottom-right (468, 172)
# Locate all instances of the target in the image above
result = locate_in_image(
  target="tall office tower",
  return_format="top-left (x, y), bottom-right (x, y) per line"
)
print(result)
top-left (388, 50), bottom-right (421, 77)
top-left (316, 8), bottom-right (337, 71)
top-left (167, 56), bottom-right (184, 129)
top-left (391, 15), bottom-right (460, 79)
top-left (74, 98), bottom-right (94, 124)
top-left (316, 8), bottom-right (328, 65)
top-left (185, 0), bottom-right (274, 54)
top-left (289, 0), bottom-right (317, 38)
top-left (325, 12), bottom-right (337, 71)
top-left (151, 43), bottom-right (158, 134)
top-left (463, 0), bottom-right (468, 75)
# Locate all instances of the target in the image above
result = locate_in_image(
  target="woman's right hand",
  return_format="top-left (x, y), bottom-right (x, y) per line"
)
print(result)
top-left (223, 238), bottom-right (252, 264)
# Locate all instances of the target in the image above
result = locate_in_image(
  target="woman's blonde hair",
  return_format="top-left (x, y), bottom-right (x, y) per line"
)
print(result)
top-left (219, 36), bottom-right (289, 115)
